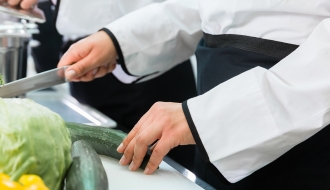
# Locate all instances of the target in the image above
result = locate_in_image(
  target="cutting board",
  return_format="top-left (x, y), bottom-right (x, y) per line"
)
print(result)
top-left (100, 155), bottom-right (203, 190)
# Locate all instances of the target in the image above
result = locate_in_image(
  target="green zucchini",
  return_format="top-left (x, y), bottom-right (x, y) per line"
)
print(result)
top-left (65, 122), bottom-right (154, 170)
top-left (66, 140), bottom-right (108, 190)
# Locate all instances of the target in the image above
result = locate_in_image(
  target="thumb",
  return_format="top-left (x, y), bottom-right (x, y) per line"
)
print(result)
top-left (58, 42), bottom-right (93, 80)
top-left (64, 51), bottom-right (98, 80)
top-left (58, 42), bottom-right (92, 68)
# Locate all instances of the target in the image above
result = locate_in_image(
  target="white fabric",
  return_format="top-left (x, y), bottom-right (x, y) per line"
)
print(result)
top-left (105, 0), bottom-right (330, 78)
top-left (102, 0), bottom-right (330, 184)
top-left (56, 0), bottom-right (201, 80)
top-left (105, 0), bottom-right (202, 77)
top-left (56, 0), bottom-right (164, 37)
top-left (200, 0), bottom-right (329, 45)
top-left (56, 0), bottom-right (171, 80)
top-left (186, 0), bottom-right (330, 183)
top-left (57, 0), bottom-right (330, 183)
top-left (188, 18), bottom-right (330, 183)
top-left (112, 64), bottom-right (139, 84)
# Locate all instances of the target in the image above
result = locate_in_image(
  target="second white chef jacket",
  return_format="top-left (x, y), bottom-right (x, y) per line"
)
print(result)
top-left (103, 0), bottom-right (330, 183)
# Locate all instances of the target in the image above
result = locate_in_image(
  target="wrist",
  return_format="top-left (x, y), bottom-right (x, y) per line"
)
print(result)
top-left (97, 30), bottom-right (118, 60)
top-left (99, 28), bottom-right (122, 64)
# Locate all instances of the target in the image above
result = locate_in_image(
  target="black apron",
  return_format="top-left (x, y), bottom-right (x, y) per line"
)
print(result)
top-left (194, 34), bottom-right (330, 190)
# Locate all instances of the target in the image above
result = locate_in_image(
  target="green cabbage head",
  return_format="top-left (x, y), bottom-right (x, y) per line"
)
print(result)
top-left (0, 98), bottom-right (72, 190)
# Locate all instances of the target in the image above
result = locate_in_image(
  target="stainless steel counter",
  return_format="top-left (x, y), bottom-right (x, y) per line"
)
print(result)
top-left (26, 90), bottom-right (117, 127)
top-left (26, 90), bottom-right (215, 190)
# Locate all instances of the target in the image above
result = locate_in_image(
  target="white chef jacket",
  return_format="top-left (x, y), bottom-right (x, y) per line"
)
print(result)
top-left (104, 0), bottom-right (330, 183)
top-left (56, 0), bottom-right (175, 82)
top-left (105, 0), bottom-right (201, 82)
top-left (56, 0), bottom-right (166, 37)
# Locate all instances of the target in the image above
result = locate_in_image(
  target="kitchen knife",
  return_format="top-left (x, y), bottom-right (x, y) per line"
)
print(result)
top-left (0, 67), bottom-right (68, 98)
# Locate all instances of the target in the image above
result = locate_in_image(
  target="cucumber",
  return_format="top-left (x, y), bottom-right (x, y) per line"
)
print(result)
top-left (66, 140), bottom-right (108, 190)
top-left (65, 122), bottom-right (154, 170)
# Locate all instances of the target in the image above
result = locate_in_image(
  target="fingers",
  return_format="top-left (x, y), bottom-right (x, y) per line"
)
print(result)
top-left (144, 140), bottom-right (171, 174)
top-left (117, 103), bottom-right (163, 172)
top-left (64, 55), bottom-right (95, 80)
top-left (117, 108), bottom-right (153, 153)
top-left (20, 0), bottom-right (36, 9)
top-left (58, 43), bottom-right (92, 69)
top-left (94, 62), bottom-right (115, 78)
top-left (61, 45), bottom-right (104, 81)
top-left (129, 123), bottom-right (162, 171)
top-left (149, 141), bottom-right (158, 151)
top-left (67, 62), bottom-right (116, 82)
top-left (7, 0), bottom-right (21, 6)
top-left (94, 65), bottom-right (107, 79)
top-left (119, 123), bottom-right (163, 173)
top-left (7, 0), bottom-right (36, 9)
top-left (120, 131), bottom-right (170, 175)
top-left (78, 68), bottom-right (98, 82)
top-left (58, 39), bottom-right (93, 70)
top-left (117, 102), bottom-right (196, 175)
top-left (117, 108), bottom-right (156, 170)
top-left (57, 31), bottom-right (117, 82)
top-left (118, 137), bottom-right (137, 166)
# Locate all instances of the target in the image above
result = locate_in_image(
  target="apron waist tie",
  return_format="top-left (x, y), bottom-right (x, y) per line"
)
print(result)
top-left (203, 33), bottom-right (298, 59)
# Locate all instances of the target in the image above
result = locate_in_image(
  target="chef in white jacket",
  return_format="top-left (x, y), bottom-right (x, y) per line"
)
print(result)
top-left (57, 0), bottom-right (201, 83)
top-left (58, 0), bottom-right (330, 188)
top-left (54, 0), bottom-right (199, 175)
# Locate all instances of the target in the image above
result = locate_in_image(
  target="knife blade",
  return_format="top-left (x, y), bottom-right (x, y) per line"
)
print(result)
top-left (0, 67), bottom-right (68, 98)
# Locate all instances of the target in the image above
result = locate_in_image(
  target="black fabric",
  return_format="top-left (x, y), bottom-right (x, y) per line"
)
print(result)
top-left (227, 124), bottom-right (330, 190)
top-left (197, 35), bottom-right (298, 95)
top-left (32, 1), bottom-right (63, 73)
top-left (53, 0), bottom-right (61, 32)
top-left (18, 40), bottom-right (28, 79)
top-left (194, 38), bottom-right (284, 189)
top-left (183, 101), bottom-right (230, 186)
top-left (204, 33), bottom-right (298, 59)
top-left (99, 28), bottom-right (129, 75)
top-left (190, 35), bottom-right (330, 189)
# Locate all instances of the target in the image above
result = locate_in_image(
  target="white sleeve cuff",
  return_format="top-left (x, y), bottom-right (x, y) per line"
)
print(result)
top-left (185, 18), bottom-right (330, 183)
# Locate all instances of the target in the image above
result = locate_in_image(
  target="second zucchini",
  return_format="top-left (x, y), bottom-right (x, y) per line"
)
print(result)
top-left (66, 122), bottom-right (154, 170)
top-left (66, 140), bottom-right (108, 190)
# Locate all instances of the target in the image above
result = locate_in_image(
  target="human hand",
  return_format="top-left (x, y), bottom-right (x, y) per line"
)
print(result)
top-left (6, 0), bottom-right (37, 9)
top-left (117, 102), bottom-right (196, 175)
top-left (57, 31), bottom-right (117, 82)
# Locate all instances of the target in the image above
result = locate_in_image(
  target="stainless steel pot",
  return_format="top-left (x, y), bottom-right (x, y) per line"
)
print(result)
top-left (0, 4), bottom-right (45, 84)
top-left (0, 21), bottom-right (32, 83)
